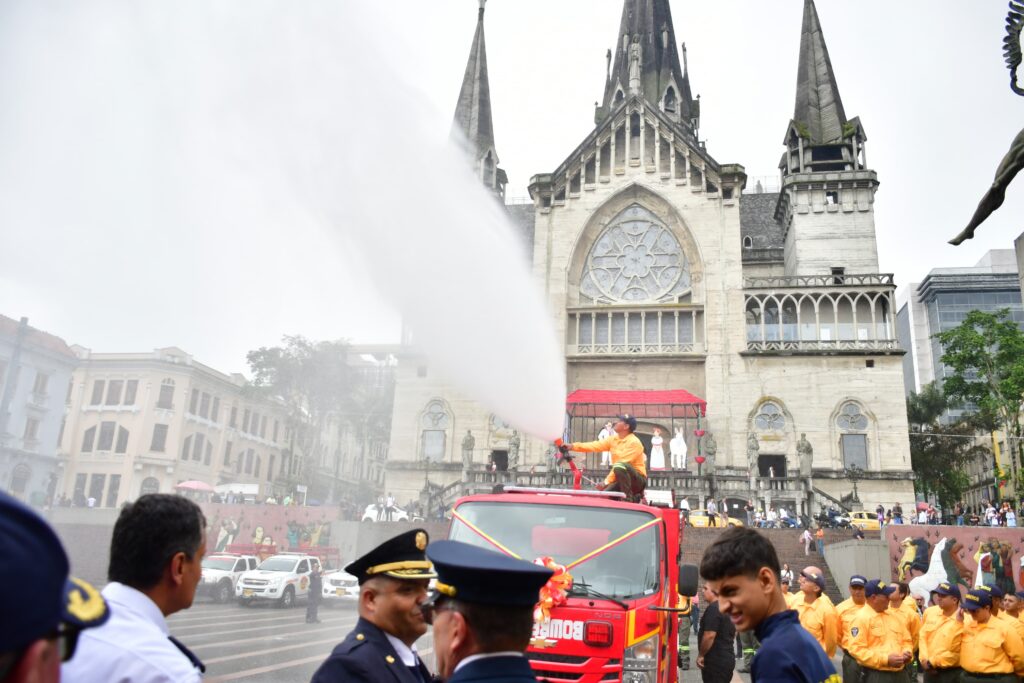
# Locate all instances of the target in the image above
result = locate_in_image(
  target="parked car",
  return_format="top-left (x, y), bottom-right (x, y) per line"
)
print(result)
top-left (361, 503), bottom-right (411, 522)
top-left (199, 553), bottom-right (259, 603)
top-left (686, 512), bottom-right (744, 528)
top-left (235, 552), bottom-right (322, 607)
top-left (849, 510), bottom-right (881, 531)
top-left (322, 570), bottom-right (359, 605)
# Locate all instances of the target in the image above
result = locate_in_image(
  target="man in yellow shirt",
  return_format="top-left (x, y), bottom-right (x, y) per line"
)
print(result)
top-left (918, 582), bottom-right (962, 683)
top-left (846, 579), bottom-right (913, 682)
top-left (1002, 590), bottom-right (1022, 620)
top-left (782, 577), bottom-right (798, 610)
top-left (836, 575), bottom-right (868, 682)
top-left (563, 414), bottom-right (646, 502)
top-left (795, 566), bottom-right (839, 657)
top-left (960, 588), bottom-right (1024, 683)
top-left (887, 582), bottom-right (921, 652)
top-left (977, 584), bottom-right (1024, 642)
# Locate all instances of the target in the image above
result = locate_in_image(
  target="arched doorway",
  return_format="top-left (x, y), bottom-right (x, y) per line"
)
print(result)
top-left (140, 477), bottom-right (159, 496)
top-left (10, 464), bottom-right (31, 496)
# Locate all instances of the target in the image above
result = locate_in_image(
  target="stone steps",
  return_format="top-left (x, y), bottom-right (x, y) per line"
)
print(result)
top-left (681, 526), bottom-right (872, 604)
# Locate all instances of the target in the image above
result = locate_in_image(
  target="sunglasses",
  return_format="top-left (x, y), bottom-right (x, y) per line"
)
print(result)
top-left (421, 599), bottom-right (456, 626)
top-left (0, 623), bottom-right (83, 680)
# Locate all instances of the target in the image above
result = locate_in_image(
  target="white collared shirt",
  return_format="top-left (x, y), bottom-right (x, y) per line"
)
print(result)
top-left (453, 651), bottom-right (524, 674)
top-left (384, 632), bottom-right (421, 667)
top-left (61, 582), bottom-right (202, 683)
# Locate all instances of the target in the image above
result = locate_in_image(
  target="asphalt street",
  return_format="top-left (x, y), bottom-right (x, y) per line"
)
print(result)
top-left (170, 599), bottom-right (843, 683)
top-left (167, 599), bottom-right (435, 683)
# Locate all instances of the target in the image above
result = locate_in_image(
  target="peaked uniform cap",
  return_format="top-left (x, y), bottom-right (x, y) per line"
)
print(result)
top-left (933, 582), bottom-right (960, 598)
top-left (345, 529), bottom-right (437, 584)
top-left (864, 579), bottom-right (895, 598)
top-left (849, 575), bottom-right (867, 587)
top-left (0, 492), bottom-right (109, 653)
top-left (963, 589), bottom-right (992, 610)
top-left (426, 540), bottom-right (552, 607)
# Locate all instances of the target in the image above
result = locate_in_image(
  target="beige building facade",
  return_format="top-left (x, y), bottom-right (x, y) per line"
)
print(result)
top-left (385, 0), bottom-right (915, 515)
top-left (59, 346), bottom-right (294, 507)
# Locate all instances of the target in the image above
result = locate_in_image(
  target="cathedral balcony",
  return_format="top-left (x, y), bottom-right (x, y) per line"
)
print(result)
top-left (566, 304), bottom-right (705, 358)
top-left (742, 274), bottom-right (902, 356)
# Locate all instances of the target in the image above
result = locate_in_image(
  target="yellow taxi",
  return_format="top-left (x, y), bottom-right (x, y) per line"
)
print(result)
top-left (849, 510), bottom-right (880, 531)
top-left (685, 512), bottom-right (744, 528)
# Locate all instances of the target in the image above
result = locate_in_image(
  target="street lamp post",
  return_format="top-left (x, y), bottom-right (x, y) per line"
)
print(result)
top-left (846, 464), bottom-right (862, 503)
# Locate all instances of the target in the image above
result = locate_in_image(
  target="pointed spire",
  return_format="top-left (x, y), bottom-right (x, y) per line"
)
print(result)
top-left (792, 0), bottom-right (848, 144)
top-left (452, 0), bottom-right (495, 162)
top-left (600, 0), bottom-right (694, 121)
top-left (452, 0), bottom-right (505, 196)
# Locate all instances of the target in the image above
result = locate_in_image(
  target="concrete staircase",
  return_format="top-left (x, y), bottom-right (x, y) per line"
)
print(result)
top-left (681, 527), bottom-right (870, 604)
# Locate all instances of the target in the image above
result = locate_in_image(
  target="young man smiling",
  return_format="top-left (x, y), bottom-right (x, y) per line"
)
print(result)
top-left (700, 527), bottom-right (838, 683)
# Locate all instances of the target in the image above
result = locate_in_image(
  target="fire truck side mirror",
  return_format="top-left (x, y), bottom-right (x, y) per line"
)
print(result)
top-left (678, 563), bottom-right (698, 597)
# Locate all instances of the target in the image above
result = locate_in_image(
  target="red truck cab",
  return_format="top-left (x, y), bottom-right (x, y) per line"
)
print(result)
top-left (447, 486), bottom-right (696, 683)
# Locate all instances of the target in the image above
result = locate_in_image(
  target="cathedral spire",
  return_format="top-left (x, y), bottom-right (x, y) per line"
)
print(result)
top-left (792, 0), bottom-right (848, 144)
top-left (452, 0), bottom-right (504, 196)
top-left (600, 0), bottom-right (694, 124)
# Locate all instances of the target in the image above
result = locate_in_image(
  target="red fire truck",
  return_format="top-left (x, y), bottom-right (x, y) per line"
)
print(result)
top-left (447, 486), bottom-right (697, 683)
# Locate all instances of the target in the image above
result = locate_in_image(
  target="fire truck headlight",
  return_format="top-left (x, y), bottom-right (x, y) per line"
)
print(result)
top-left (623, 633), bottom-right (658, 681)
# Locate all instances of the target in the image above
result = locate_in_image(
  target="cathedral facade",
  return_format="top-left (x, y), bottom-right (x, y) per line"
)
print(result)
top-left (385, 0), bottom-right (915, 516)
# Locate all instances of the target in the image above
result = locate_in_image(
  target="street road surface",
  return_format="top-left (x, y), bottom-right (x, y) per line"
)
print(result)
top-left (171, 599), bottom-right (842, 682)
top-left (167, 599), bottom-right (434, 683)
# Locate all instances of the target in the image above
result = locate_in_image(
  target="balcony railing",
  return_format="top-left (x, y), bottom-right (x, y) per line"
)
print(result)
top-left (744, 273), bottom-right (899, 354)
top-left (744, 274), bottom-right (895, 289)
top-left (567, 305), bottom-right (705, 357)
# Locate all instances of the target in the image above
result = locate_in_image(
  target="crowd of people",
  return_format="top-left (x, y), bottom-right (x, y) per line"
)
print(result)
top-left (686, 526), bottom-right (1024, 683)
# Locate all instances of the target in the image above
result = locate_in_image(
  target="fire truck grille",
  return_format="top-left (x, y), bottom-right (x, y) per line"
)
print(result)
top-left (528, 653), bottom-right (588, 664)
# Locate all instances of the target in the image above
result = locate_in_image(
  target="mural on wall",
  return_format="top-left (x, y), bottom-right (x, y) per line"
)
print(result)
top-left (887, 527), bottom-right (1024, 602)
top-left (201, 504), bottom-right (339, 565)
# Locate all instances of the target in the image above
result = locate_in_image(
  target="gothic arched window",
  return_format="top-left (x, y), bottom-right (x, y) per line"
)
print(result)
top-left (836, 402), bottom-right (869, 469)
top-left (580, 204), bottom-right (690, 304)
top-left (420, 400), bottom-right (449, 463)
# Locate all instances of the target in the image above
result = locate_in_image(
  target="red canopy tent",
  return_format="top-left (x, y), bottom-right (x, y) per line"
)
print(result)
top-left (564, 389), bottom-right (707, 469)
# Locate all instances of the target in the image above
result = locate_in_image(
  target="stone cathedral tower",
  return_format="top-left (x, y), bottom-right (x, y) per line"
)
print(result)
top-left (384, 0), bottom-right (914, 516)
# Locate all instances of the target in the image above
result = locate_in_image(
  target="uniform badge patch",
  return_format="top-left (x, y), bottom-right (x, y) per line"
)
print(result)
top-left (851, 627), bottom-right (859, 637)
top-left (415, 531), bottom-right (427, 550)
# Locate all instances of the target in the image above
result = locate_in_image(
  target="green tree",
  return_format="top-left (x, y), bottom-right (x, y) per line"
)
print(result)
top-left (936, 309), bottom-right (1024, 486)
top-left (906, 382), bottom-right (989, 506)
top-left (247, 336), bottom-right (353, 495)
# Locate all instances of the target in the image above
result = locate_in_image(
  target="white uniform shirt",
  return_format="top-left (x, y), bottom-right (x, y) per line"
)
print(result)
top-left (62, 582), bottom-right (202, 683)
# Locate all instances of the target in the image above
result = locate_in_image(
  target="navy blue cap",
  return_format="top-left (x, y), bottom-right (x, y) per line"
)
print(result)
top-left (933, 582), bottom-right (961, 599)
top-left (963, 589), bottom-right (992, 611)
top-left (345, 529), bottom-right (437, 585)
top-left (980, 584), bottom-right (1004, 599)
top-left (801, 569), bottom-right (826, 592)
top-left (0, 492), bottom-right (109, 653)
top-left (864, 579), bottom-right (896, 598)
top-left (426, 540), bottom-right (553, 607)
top-left (617, 414), bottom-right (638, 432)
top-left (849, 575), bottom-right (867, 587)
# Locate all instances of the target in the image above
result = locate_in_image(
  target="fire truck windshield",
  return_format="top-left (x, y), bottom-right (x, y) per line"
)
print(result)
top-left (449, 501), bottom-right (661, 600)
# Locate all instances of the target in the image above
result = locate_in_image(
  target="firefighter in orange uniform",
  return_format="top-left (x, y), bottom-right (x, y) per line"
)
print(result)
top-left (795, 567), bottom-right (838, 657)
top-left (918, 582), bottom-right (962, 683)
top-left (836, 575), bottom-right (868, 683)
top-left (960, 588), bottom-right (1024, 683)
top-left (845, 580), bottom-right (913, 683)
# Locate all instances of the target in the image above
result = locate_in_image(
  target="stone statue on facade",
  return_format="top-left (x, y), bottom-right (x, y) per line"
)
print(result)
top-left (949, 2), bottom-right (1024, 244)
top-left (746, 432), bottom-right (759, 472)
top-left (508, 430), bottom-right (520, 470)
top-left (702, 431), bottom-right (717, 473)
top-left (628, 36), bottom-right (642, 94)
top-left (461, 430), bottom-right (474, 470)
top-left (797, 433), bottom-right (814, 477)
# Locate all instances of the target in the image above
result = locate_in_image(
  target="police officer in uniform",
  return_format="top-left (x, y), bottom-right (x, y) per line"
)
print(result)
top-left (960, 588), bottom-right (1024, 683)
top-left (311, 529), bottom-right (437, 683)
top-left (423, 540), bottom-right (552, 683)
top-left (836, 575), bottom-right (868, 683)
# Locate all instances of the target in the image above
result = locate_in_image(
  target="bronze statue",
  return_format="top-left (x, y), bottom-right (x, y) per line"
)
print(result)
top-left (949, 1), bottom-right (1024, 245)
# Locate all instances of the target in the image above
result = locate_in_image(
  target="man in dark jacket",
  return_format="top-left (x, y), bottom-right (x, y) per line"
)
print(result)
top-left (306, 567), bottom-right (323, 623)
top-left (424, 540), bottom-right (552, 683)
top-left (310, 529), bottom-right (437, 683)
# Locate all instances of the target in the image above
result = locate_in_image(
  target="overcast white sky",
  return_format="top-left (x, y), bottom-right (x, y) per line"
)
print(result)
top-left (0, 1), bottom-right (1021, 374)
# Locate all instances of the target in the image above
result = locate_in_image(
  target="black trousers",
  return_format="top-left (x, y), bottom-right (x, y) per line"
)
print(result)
top-left (962, 673), bottom-right (1016, 683)
top-left (700, 666), bottom-right (734, 683)
top-left (923, 668), bottom-right (962, 683)
top-left (306, 599), bottom-right (320, 622)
